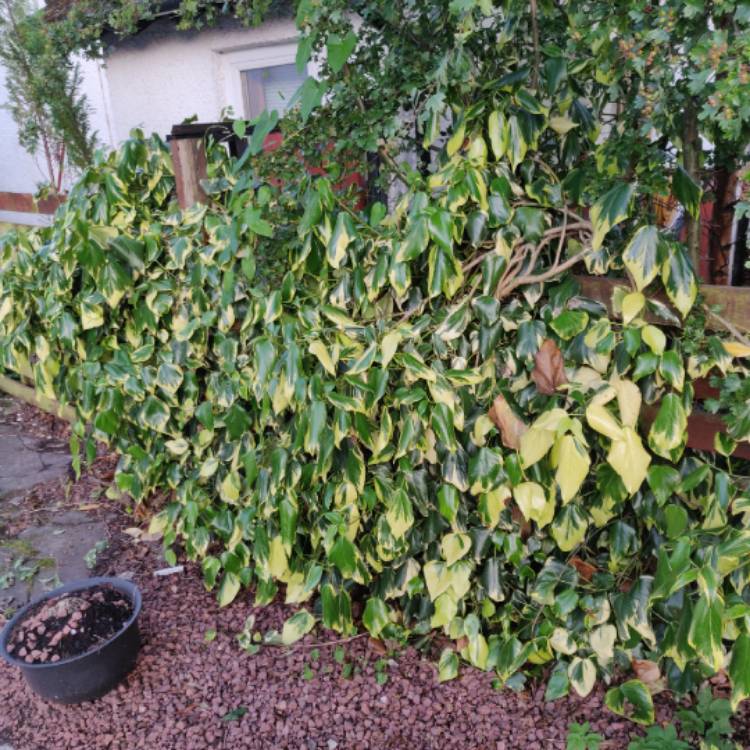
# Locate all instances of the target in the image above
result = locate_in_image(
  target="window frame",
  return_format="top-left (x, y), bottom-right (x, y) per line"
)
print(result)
top-left (219, 41), bottom-right (306, 120)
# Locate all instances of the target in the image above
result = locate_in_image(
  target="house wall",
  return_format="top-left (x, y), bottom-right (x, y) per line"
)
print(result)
top-left (102, 16), bottom-right (300, 143)
top-left (0, 12), bottom-right (301, 223)
top-left (0, 63), bottom-right (49, 195)
top-left (0, 53), bottom-right (112, 220)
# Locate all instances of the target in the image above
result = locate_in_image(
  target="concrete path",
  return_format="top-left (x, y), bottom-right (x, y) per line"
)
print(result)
top-left (0, 396), bottom-right (108, 613)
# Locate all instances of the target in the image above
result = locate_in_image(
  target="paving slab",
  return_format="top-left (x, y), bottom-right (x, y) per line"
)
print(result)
top-left (0, 396), bottom-right (107, 613)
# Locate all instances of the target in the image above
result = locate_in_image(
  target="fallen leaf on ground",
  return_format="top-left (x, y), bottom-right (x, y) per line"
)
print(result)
top-left (532, 339), bottom-right (568, 394)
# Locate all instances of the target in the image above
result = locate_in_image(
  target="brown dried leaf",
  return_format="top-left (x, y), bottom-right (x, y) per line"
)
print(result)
top-left (632, 658), bottom-right (666, 695)
top-left (368, 637), bottom-right (387, 655)
top-left (531, 338), bottom-right (568, 395)
top-left (570, 556), bottom-right (597, 582)
top-left (488, 394), bottom-right (527, 450)
top-left (510, 504), bottom-right (532, 539)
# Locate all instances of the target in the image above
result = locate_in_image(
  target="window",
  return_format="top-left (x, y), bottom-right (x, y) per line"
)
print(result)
top-left (219, 37), bottom-right (316, 121)
top-left (242, 63), bottom-right (306, 119)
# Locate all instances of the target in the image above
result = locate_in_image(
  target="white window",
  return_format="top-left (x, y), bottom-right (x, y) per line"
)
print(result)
top-left (220, 41), bottom-right (310, 120)
top-left (242, 63), bottom-right (306, 118)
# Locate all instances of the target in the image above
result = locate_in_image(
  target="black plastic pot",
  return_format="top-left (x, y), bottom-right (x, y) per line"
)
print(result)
top-left (0, 576), bottom-right (142, 704)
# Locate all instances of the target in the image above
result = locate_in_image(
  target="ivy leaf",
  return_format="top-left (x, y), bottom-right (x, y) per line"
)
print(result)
top-left (661, 243), bottom-right (698, 318)
top-left (280, 610), bottom-right (316, 645)
top-left (488, 394), bottom-right (527, 449)
top-left (513, 481), bottom-right (555, 528)
top-left (604, 680), bottom-right (655, 725)
top-left (531, 339), bottom-right (568, 395)
top-left (550, 310), bottom-right (588, 340)
top-left (648, 393), bottom-right (688, 462)
top-left (729, 633), bottom-right (750, 710)
top-left (551, 503), bottom-right (589, 551)
top-left (327, 212), bottom-right (355, 269)
top-left (438, 648), bottom-right (459, 682)
top-left (363, 597), bottom-right (390, 637)
top-left (248, 109), bottom-right (279, 155)
top-left (554, 435), bottom-right (590, 504)
top-left (590, 183), bottom-right (635, 251)
top-left (687, 593), bottom-right (724, 672)
top-left (569, 657), bottom-right (596, 698)
top-left (623, 226), bottom-right (663, 291)
top-left (295, 77), bottom-right (325, 122)
top-left (487, 110), bottom-right (508, 160)
top-left (327, 31), bottom-right (357, 73)
top-left (217, 571), bottom-right (241, 607)
top-left (673, 165), bottom-right (702, 220)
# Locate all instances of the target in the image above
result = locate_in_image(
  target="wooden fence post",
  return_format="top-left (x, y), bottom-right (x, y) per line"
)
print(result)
top-left (169, 135), bottom-right (208, 209)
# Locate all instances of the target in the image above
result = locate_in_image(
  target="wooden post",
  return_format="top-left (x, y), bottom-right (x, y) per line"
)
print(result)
top-left (169, 135), bottom-right (208, 209)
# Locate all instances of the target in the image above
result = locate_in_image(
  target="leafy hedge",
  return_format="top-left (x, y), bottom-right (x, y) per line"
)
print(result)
top-left (1, 110), bottom-right (749, 719)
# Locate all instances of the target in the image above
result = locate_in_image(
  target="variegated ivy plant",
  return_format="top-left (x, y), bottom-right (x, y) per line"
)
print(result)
top-left (0, 95), bottom-right (749, 722)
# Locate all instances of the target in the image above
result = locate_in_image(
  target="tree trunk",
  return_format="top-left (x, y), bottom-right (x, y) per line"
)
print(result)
top-left (682, 101), bottom-right (702, 276)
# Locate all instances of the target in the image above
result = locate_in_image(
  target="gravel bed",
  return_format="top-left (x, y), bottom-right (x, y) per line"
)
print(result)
top-left (2, 528), bottom-right (746, 750)
top-left (1, 408), bottom-right (750, 749)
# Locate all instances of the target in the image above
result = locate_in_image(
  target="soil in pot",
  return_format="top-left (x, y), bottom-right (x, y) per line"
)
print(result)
top-left (5, 584), bottom-right (133, 665)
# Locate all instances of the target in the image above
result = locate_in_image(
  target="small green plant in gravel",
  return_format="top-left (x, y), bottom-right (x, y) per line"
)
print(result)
top-left (628, 725), bottom-right (690, 750)
top-left (676, 689), bottom-right (738, 750)
top-left (625, 688), bottom-right (741, 750)
top-left (566, 722), bottom-right (602, 750)
top-left (221, 706), bottom-right (248, 722)
top-left (374, 658), bottom-right (389, 686)
top-left (83, 540), bottom-right (108, 570)
top-left (236, 615), bottom-right (261, 655)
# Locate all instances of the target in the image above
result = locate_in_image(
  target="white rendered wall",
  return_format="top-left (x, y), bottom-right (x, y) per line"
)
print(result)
top-left (102, 16), bottom-right (300, 143)
top-left (0, 63), bottom-right (53, 193)
top-left (0, 55), bottom-right (112, 195)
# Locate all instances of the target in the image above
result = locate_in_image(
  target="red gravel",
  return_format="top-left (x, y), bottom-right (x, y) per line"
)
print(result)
top-left (2, 407), bottom-right (750, 749)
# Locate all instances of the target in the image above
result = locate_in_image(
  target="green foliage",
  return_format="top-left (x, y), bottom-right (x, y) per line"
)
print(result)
top-left (566, 722), bottom-right (603, 750)
top-left (625, 688), bottom-right (740, 750)
top-left (1, 0), bottom-right (750, 719)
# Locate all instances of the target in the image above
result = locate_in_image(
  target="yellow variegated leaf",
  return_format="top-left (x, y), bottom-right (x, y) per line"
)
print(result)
top-left (613, 378), bottom-right (642, 428)
top-left (309, 340), bottom-right (337, 376)
top-left (268, 535), bottom-right (289, 580)
top-left (472, 413), bottom-right (494, 446)
top-left (284, 572), bottom-right (314, 604)
top-left (585, 403), bottom-right (624, 441)
top-left (621, 291), bottom-right (645, 325)
top-left (519, 426), bottom-right (556, 468)
top-left (447, 122), bottom-right (466, 156)
top-left (479, 485), bottom-right (510, 528)
top-left (381, 331), bottom-right (402, 367)
top-left (555, 435), bottom-right (590, 503)
top-left (607, 427), bottom-right (651, 495)
top-left (280, 610), bottom-right (316, 645)
top-left (513, 481), bottom-right (555, 528)
top-left (551, 504), bottom-right (589, 551)
top-left (550, 627), bottom-right (577, 655)
top-left (549, 115), bottom-right (579, 135)
top-left (219, 471), bottom-right (241, 504)
top-left (589, 624), bottom-right (617, 665)
top-left (723, 341), bottom-right (750, 358)
top-left (431, 591), bottom-right (458, 628)
top-left (569, 657), bottom-right (597, 698)
top-left (424, 561), bottom-right (451, 600)
top-left (441, 532), bottom-right (471, 565)
top-left (642, 325), bottom-right (666, 355)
